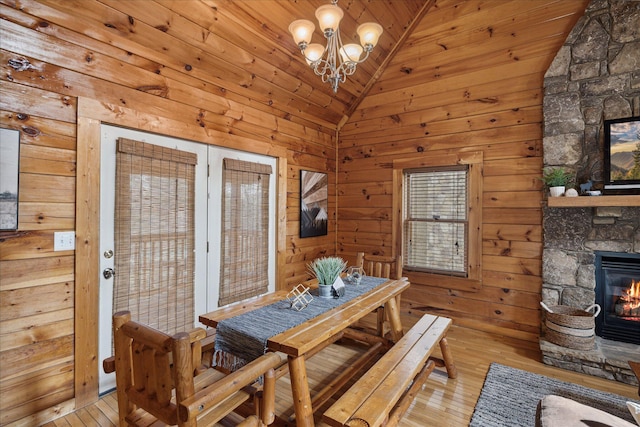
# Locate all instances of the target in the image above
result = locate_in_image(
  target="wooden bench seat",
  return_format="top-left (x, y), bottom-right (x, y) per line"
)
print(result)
top-left (323, 314), bottom-right (457, 427)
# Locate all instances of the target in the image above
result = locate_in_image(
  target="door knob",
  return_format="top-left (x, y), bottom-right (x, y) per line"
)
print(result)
top-left (103, 268), bottom-right (115, 279)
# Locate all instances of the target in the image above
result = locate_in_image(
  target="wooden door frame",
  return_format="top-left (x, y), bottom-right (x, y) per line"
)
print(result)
top-left (75, 97), bottom-right (288, 407)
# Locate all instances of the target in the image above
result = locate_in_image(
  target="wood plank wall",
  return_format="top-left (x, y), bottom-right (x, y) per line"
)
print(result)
top-left (0, 1), bottom-right (335, 425)
top-left (338, 0), bottom-right (589, 341)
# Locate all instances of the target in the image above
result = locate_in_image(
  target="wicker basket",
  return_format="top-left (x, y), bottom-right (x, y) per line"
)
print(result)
top-left (540, 302), bottom-right (601, 350)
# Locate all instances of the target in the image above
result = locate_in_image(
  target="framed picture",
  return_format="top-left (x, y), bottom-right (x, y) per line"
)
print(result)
top-left (300, 170), bottom-right (328, 238)
top-left (603, 116), bottom-right (640, 194)
top-left (0, 128), bottom-right (20, 230)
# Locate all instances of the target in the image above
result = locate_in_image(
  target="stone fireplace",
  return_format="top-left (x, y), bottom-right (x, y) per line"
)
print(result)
top-left (540, 0), bottom-right (640, 386)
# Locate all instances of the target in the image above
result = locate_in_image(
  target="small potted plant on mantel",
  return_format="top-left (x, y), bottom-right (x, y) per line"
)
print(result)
top-left (308, 256), bottom-right (347, 298)
top-left (541, 167), bottom-right (574, 197)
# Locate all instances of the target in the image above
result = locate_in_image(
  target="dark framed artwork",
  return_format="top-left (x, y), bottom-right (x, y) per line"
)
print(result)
top-left (300, 170), bottom-right (328, 238)
top-left (0, 128), bottom-right (20, 230)
top-left (603, 116), bottom-right (640, 194)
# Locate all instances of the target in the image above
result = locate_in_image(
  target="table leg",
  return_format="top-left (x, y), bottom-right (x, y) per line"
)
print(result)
top-left (288, 354), bottom-right (314, 427)
top-left (385, 296), bottom-right (404, 341)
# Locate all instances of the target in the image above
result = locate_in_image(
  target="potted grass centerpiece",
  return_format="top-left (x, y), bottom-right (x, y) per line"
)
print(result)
top-left (308, 256), bottom-right (347, 298)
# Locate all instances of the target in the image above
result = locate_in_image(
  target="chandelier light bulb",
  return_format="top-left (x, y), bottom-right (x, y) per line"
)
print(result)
top-left (339, 44), bottom-right (363, 63)
top-left (315, 4), bottom-right (344, 33)
top-left (289, 19), bottom-right (315, 46)
top-left (357, 22), bottom-right (383, 49)
top-left (305, 43), bottom-right (325, 65)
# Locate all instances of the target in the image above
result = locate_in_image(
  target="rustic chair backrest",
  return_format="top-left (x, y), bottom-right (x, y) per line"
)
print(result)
top-left (355, 252), bottom-right (404, 337)
top-left (113, 311), bottom-right (195, 426)
top-left (110, 311), bottom-right (283, 427)
top-left (356, 252), bottom-right (403, 280)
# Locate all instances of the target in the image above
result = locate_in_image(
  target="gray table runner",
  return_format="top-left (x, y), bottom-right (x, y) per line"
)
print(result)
top-left (214, 276), bottom-right (388, 369)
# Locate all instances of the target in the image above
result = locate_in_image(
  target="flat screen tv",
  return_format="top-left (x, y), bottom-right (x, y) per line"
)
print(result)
top-left (603, 116), bottom-right (640, 194)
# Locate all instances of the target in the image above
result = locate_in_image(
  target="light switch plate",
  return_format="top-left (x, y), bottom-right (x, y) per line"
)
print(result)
top-left (54, 231), bottom-right (75, 251)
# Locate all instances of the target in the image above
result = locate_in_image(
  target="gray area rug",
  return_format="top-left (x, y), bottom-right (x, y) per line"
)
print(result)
top-left (469, 363), bottom-right (638, 426)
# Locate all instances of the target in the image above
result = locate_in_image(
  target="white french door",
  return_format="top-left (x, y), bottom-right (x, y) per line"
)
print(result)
top-left (98, 126), bottom-right (208, 393)
top-left (98, 125), bottom-right (276, 393)
top-left (207, 147), bottom-right (277, 307)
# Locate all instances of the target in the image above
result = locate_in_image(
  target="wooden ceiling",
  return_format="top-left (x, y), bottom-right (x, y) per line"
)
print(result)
top-left (8, 0), bottom-right (585, 136)
top-left (199, 0), bottom-right (430, 129)
top-left (94, 0), bottom-right (431, 133)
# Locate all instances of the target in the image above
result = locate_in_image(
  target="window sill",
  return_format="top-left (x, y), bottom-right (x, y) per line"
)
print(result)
top-left (404, 270), bottom-right (482, 292)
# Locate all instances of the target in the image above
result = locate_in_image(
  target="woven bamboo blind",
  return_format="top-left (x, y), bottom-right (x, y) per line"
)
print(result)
top-left (219, 158), bottom-right (272, 306)
top-left (403, 166), bottom-right (468, 276)
top-left (113, 138), bottom-right (197, 335)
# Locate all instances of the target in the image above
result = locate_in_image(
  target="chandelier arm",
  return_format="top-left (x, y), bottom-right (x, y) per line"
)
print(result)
top-left (314, 59), bottom-right (332, 78)
top-left (338, 29), bottom-right (373, 64)
top-left (354, 48), bottom-right (373, 64)
top-left (327, 27), bottom-right (341, 89)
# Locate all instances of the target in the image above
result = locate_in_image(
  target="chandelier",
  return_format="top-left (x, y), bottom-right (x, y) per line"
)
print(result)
top-left (288, 0), bottom-right (383, 93)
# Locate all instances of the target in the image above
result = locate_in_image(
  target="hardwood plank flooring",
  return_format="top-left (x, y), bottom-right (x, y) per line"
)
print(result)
top-left (45, 315), bottom-right (637, 426)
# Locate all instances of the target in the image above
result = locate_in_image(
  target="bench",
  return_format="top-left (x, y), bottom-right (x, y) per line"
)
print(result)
top-left (323, 314), bottom-right (457, 427)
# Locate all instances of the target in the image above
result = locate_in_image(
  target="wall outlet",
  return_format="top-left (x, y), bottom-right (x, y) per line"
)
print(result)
top-left (54, 231), bottom-right (75, 251)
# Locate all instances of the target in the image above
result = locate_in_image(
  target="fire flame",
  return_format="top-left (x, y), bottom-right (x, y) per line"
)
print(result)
top-left (621, 280), bottom-right (639, 310)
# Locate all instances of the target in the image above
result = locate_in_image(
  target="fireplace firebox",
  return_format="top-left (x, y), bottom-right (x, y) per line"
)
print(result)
top-left (595, 251), bottom-right (640, 345)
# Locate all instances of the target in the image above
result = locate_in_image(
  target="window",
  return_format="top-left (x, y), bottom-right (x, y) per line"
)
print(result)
top-left (404, 166), bottom-right (468, 276)
top-left (393, 151), bottom-right (482, 291)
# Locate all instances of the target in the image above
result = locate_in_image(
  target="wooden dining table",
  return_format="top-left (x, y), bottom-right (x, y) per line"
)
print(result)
top-left (199, 277), bottom-right (410, 427)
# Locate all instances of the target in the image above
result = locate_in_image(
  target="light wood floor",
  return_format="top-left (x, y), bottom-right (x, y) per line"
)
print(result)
top-left (45, 314), bottom-right (638, 427)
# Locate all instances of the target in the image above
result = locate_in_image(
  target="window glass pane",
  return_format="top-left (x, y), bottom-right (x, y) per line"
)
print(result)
top-left (406, 170), bottom-right (467, 220)
top-left (404, 221), bottom-right (467, 274)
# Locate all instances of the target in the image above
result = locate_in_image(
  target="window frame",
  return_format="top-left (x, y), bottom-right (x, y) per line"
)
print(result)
top-left (393, 151), bottom-right (483, 291)
top-left (403, 165), bottom-right (469, 277)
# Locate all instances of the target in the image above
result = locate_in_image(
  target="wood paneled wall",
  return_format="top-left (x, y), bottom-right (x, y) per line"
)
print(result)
top-left (0, 2), bottom-right (334, 425)
top-left (0, 82), bottom-right (78, 426)
top-left (338, 0), bottom-right (589, 341)
top-left (0, 0), bottom-right (592, 425)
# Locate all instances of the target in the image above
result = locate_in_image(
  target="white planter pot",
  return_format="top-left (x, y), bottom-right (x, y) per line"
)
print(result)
top-left (318, 284), bottom-right (333, 298)
top-left (549, 186), bottom-right (565, 197)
